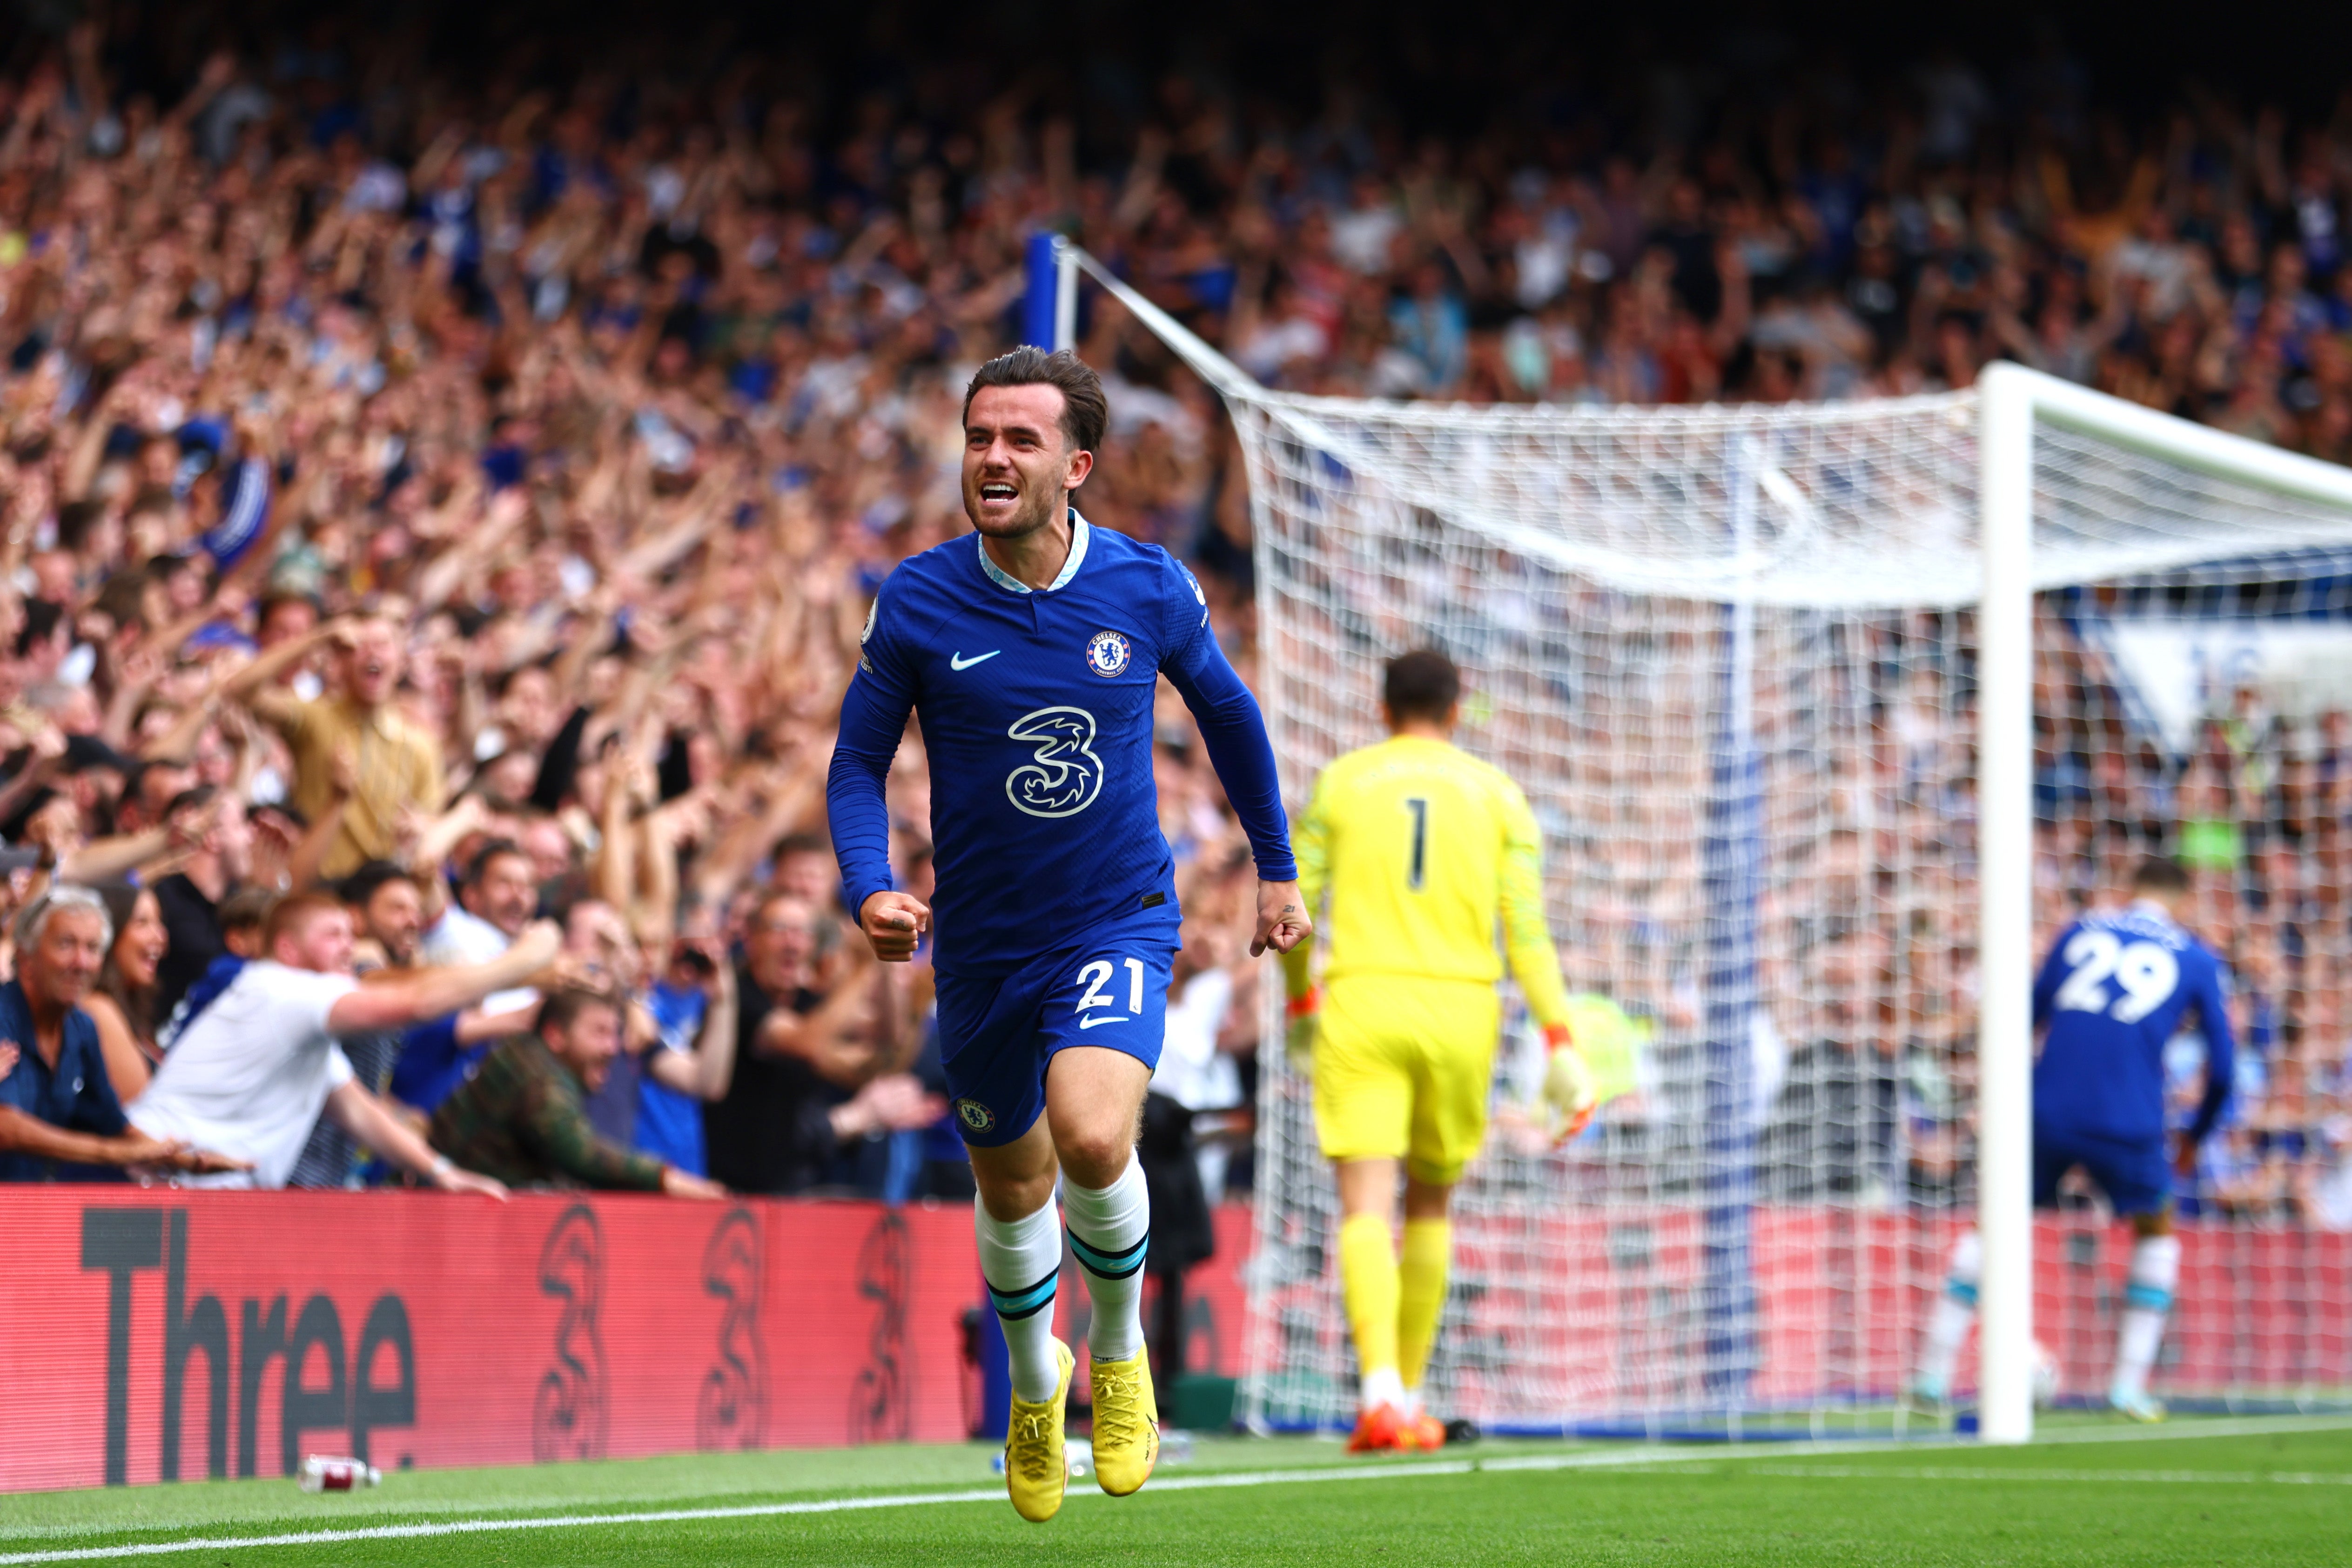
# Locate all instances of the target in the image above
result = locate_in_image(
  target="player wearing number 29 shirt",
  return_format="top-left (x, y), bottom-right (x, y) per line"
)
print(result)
top-left (1911, 856), bottom-right (2234, 1424)
top-left (827, 348), bottom-right (1307, 1524)
top-left (2030, 864), bottom-right (2235, 1191)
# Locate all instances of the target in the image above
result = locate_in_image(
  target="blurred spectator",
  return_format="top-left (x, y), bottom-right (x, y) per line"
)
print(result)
top-left (391, 835), bottom-right (542, 1115)
top-left (232, 617), bottom-right (444, 879)
top-left (423, 838), bottom-right (538, 973)
top-left (704, 889), bottom-right (941, 1194)
top-left (148, 785), bottom-right (253, 1022)
top-left (287, 861), bottom-right (425, 1188)
top-left (0, 886), bottom-right (239, 1180)
top-left (127, 891), bottom-right (548, 1192)
top-left (427, 985), bottom-right (725, 1196)
top-left (84, 881), bottom-right (165, 1098)
top-left (157, 887), bottom-right (273, 1049)
top-left (628, 931), bottom-right (739, 1177)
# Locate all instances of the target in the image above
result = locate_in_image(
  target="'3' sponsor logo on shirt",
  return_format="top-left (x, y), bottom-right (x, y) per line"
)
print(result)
top-left (1004, 707), bottom-right (1102, 818)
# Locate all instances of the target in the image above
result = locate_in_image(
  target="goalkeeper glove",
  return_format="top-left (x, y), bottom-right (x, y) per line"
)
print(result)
top-left (1285, 988), bottom-right (1320, 1069)
top-left (1542, 1023), bottom-right (1599, 1145)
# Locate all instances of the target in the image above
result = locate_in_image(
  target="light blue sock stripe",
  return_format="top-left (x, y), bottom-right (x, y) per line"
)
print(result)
top-left (1947, 1279), bottom-right (1979, 1307)
top-left (1068, 1231), bottom-right (1149, 1278)
top-left (2124, 1283), bottom-right (2173, 1312)
top-left (988, 1274), bottom-right (1059, 1318)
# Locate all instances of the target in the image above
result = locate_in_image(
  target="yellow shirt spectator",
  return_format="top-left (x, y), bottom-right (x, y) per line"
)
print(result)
top-left (270, 693), bottom-right (444, 878)
top-left (237, 618), bottom-right (445, 880)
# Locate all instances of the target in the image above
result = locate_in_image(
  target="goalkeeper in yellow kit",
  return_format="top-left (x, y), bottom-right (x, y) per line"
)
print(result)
top-left (1283, 648), bottom-right (1597, 1453)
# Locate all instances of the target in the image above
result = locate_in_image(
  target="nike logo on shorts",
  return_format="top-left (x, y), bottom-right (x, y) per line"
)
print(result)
top-left (950, 650), bottom-right (1001, 670)
top-left (1078, 1014), bottom-right (1130, 1029)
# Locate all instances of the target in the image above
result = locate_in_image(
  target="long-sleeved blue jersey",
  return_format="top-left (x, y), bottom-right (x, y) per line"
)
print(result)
top-left (827, 513), bottom-right (1295, 977)
top-left (2031, 899), bottom-right (2234, 1147)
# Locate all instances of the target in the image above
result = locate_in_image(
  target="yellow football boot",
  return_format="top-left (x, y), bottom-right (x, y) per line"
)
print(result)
top-left (1088, 1346), bottom-right (1161, 1496)
top-left (1004, 1339), bottom-right (1076, 1522)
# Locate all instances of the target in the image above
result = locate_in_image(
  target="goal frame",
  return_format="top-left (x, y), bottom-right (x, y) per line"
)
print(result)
top-left (1973, 363), bottom-right (2352, 1441)
top-left (1035, 239), bottom-right (2352, 1444)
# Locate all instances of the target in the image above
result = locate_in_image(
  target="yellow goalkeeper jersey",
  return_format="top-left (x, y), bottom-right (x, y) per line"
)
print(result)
top-left (1282, 734), bottom-right (1571, 1029)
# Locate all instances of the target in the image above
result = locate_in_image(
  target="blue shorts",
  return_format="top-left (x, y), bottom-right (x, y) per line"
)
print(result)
top-left (933, 922), bottom-right (1176, 1148)
top-left (2032, 1126), bottom-right (2171, 1217)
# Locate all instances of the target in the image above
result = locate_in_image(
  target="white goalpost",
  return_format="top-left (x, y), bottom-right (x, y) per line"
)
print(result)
top-left (1972, 367), bottom-right (2352, 1440)
top-left (1050, 242), bottom-right (2352, 1445)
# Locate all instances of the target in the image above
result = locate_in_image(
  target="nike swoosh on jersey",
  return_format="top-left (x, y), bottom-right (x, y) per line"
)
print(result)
top-left (949, 650), bottom-right (1001, 670)
top-left (1077, 1013), bottom-right (1131, 1029)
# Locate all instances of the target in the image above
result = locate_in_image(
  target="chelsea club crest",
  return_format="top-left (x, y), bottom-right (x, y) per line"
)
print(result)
top-left (1085, 629), bottom-right (1131, 678)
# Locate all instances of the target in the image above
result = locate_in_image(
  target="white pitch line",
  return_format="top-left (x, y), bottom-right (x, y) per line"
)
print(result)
top-left (1737, 1466), bottom-right (2352, 1486)
top-left (2023, 1413), bottom-right (2352, 1446)
top-left (7, 1414), bottom-right (2352, 1566)
top-left (0, 1490), bottom-right (1012, 1567)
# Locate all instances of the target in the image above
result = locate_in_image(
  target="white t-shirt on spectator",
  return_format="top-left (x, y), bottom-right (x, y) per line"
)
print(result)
top-left (1150, 969), bottom-right (1241, 1112)
top-left (422, 904), bottom-right (536, 1016)
top-left (422, 903), bottom-right (507, 965)
top-left (131, 961), bottom-right (361, 1190)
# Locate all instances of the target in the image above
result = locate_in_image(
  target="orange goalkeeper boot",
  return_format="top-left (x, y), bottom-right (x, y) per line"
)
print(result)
top-left (1347, 1403), bottom-right (1412, 1453)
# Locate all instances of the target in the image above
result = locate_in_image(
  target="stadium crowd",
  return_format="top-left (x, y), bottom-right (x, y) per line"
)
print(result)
top-left (0, 10), bottom-right (2345, 1226)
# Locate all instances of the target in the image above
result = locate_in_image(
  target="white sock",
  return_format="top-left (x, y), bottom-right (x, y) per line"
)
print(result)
top-left (1062, 1157), bottom-right (1150, 1363)
top-left (977, 1197), bottom-right (1064, 1403)
top-left (1398, 1382), bottom-right (1424, 1420)
top-left (1361, 1366), bottom-right (1406, 1412)
top-left (1917, 1232), bottom-right (1981, 1396)
top-left (2112, 1235), bottom-right (2180, 1400)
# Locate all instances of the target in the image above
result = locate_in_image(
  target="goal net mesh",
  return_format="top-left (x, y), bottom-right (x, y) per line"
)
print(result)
top-left (1223, 385), bottom-right (2352, 1436)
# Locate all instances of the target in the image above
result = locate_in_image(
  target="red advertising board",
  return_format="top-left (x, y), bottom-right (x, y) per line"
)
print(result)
top-left (1258, 1205), bottom-right (2352, 1425)
top-left (0, 1189), bottom-right (1260, 1495)
top-left (0, 1191), bottom-right (988, 1493)
top-left (23, 1184), bottom-right (2326, 1495)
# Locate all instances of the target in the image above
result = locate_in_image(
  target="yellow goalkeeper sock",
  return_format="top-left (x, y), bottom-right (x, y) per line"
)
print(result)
top-left (1339, 1213), bottom-right (1400, 1386)
top-left (1398, 1218), bottom-right (1452, 1393)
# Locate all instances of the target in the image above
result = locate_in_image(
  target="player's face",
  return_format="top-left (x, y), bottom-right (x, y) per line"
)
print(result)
top-left (962, 384), bottom-right (1090, 539)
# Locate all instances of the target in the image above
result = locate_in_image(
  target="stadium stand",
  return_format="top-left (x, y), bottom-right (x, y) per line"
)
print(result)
top-left (0, 0), bottom-right (2345, 1377)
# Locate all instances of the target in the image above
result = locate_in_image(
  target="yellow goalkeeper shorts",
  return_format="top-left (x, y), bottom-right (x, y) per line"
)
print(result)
top-left (1312, 976), bottom-right (1499, 1186)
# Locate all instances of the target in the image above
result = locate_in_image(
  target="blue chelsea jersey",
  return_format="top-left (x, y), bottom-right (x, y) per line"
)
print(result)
top-left (827, 513), bottom-right (1295, 977)
top-left (2031, 900), bottom-right (2235, 1147)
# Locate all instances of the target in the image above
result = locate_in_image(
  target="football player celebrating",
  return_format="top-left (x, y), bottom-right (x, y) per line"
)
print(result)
top-left (828, 347), bottom-right (1306, 1522)
top-left (1910, 855), bottom-right (2234, 1422)
top-left (1283, 648), bottom-right (1598, 1451)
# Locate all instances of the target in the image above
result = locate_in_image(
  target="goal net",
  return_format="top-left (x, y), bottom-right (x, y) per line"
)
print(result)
top-left (1061, 248), bottom-right (2352, 1440)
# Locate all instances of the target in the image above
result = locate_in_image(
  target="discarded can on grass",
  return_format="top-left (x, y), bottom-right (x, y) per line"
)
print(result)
top-left (299, 1454), bottom-right (382, 1492)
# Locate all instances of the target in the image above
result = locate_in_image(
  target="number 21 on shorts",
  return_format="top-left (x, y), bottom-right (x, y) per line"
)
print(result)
top-left (1076, 956), bottom-right (1148, 1016)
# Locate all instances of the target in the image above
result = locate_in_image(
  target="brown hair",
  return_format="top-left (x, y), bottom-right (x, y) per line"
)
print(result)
top-left (218, 887), bottom-right (276, 934)
top-left (1384, 647), bottom-right (1462, 723)
top-left (536, 984), bottom-right (624, 1041)
top-left (961, 347), bottom-right (1108, 455)
top-left (464, 837), bottom-right (530, 888)
top-left (94, 882), bottom-right (159, 1043)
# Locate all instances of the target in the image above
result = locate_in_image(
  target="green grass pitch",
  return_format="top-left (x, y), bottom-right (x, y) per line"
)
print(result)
top-left (4, 1415), bottom-right (2349, 1566)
